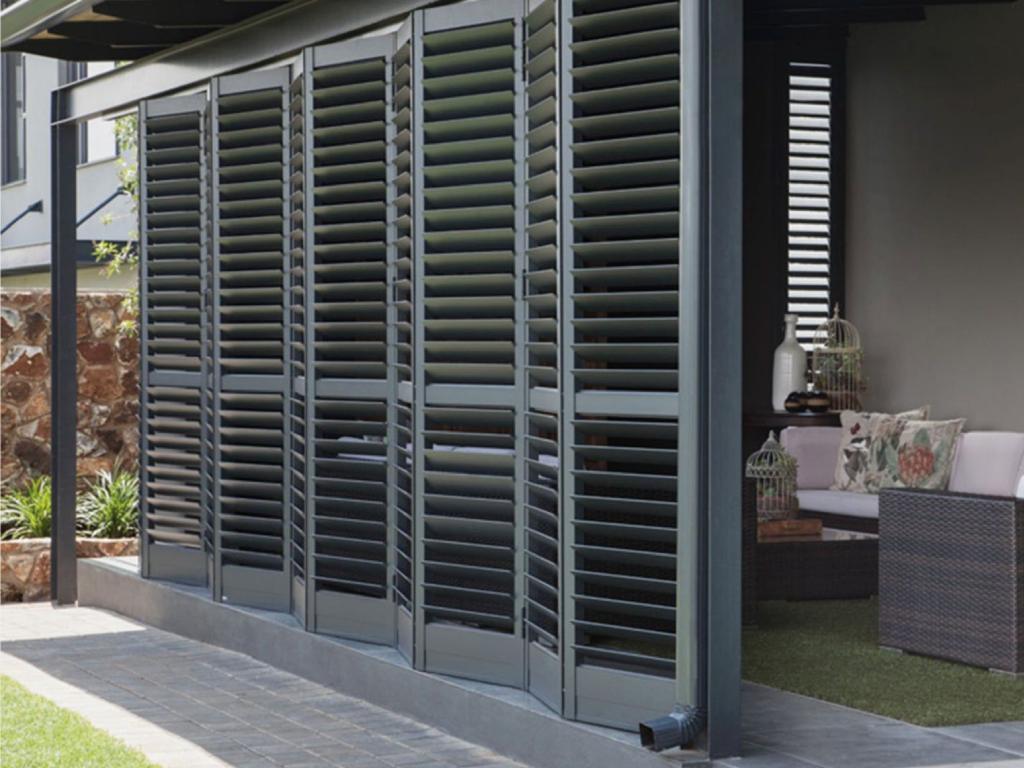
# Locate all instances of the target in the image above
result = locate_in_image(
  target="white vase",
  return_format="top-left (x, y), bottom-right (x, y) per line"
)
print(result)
top-left (772, 314), bottom-right (807, 411)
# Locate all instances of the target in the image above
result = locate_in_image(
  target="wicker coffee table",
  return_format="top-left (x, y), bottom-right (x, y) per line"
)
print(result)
top-left (756, 528), bottom-right (879, 601)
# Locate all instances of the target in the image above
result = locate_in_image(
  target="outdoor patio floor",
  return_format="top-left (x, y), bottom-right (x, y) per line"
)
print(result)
top-left (3, 566), bottom-right (1022, 768)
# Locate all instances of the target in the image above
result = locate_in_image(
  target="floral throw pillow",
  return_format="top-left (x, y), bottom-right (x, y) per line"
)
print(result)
top-left (831, 407), bottom-right (930, 492)
top-left (865, 418), bottom-right (966, 492)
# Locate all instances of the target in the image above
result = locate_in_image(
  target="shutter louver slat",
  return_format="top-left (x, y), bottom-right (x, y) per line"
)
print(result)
top-left (565, 0), bottom-right (680, 729)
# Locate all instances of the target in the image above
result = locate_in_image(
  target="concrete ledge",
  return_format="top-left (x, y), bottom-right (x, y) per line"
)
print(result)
top-left (79, 557), bottom-right (705, 768)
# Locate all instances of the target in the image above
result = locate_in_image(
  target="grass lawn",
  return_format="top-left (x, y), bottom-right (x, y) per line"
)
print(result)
top-left (0, 675), bottom-right (159, 768)
top-left (743, 598), bottom-right (1024, 727)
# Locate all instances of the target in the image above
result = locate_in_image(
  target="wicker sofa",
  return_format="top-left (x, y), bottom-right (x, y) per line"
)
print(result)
top-left (781, 426), bottom-right (1024, 674)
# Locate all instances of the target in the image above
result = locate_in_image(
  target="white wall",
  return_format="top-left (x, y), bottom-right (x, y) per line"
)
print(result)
top-left (845, 2), bottom-right (1024, 431)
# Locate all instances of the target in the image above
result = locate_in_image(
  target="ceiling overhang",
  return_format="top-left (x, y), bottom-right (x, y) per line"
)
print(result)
top-left (1, 0), bottom-right (296, 60)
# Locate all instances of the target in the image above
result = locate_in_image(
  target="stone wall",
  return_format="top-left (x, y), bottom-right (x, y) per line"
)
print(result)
top-left (1, 537), bottom-right (139, 602)
top-left (1, 291), bottom-right (139, 488)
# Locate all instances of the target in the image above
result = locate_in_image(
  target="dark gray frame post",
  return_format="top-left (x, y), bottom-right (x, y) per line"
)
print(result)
top-left (49, 97), bottom-right (78, 606)
top-left (704, 0), bottom-right (744, 758)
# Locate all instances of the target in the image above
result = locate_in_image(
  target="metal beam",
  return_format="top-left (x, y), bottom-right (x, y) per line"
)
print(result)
top-left (51, 0), bottom-right (435, 124)
top-left (50, 93), bottom-right (79, 606)
top-left (705, 0), bottom-right (744, 759)
top-left (0, 0), bottom-right (100, 47)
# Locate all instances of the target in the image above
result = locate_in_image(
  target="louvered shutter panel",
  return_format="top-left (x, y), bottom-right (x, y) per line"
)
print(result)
top-left (289, 59), bottom-right (311, 627)
top-left (140, 93), bottom-right (209, 586)
top-left (787, 61), bottom-right (835, 345)
top-left (391, 23), bottom-right (417, 662)
top-left (211, 70), bottom-right (291, 611)
top-left (414, 2), bottom-right (526, 687)
top-left (564, 0), bottom-right (681, 728)
top-left (524, 0), bottom-right (562, 714)
top-left (306, 37), bottom-right (395, 644)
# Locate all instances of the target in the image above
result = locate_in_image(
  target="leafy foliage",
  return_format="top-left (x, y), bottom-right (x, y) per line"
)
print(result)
top-left (0, 477), bottom-right (53, 539)
top-left (93, 112), bottom-right (140, 336)
top-left (78, 469), bottom-right (140, 539)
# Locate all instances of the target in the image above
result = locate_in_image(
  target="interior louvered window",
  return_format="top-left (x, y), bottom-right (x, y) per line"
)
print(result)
top-left (391, 31), bottom-right (416, 660)
top-left (787, 61), bottom-right (836, 346)
top-left (524, 0), bottom-right (561, 714)
top-left (415, 6), bottom-right (525, 687)
top-left (288, 66), bottom-right (309, 625)
top-left (211, 70), bottom-right (291, 611)
top-left (303, 40), bottom-right (395, 644)
top-left (139, 94), bottom-right (208, 586)
top-left (565, 0), bottom-right (681, 729)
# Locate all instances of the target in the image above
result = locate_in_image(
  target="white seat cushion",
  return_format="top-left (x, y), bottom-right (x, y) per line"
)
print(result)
top-left (948, 432), bottom-right (1024, 497)
top-left (796, 489), bottom-right (879, 519)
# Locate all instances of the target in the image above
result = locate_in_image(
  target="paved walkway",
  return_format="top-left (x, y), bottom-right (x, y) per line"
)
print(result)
top-left (1, 603), bottom-right (527, 768)
top-left (3, 602), bottom-right (1022, 768)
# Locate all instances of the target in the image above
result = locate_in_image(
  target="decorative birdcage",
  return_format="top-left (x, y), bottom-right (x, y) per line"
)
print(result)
top-left (811, 304), bottom-right (865, 411)
top-left (746, 432), bottom-right (798, 522)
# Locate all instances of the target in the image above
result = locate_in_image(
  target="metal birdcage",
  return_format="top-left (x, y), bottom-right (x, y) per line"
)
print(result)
top-left (811, 304), bottom-right (865, 411)
top-left (746, 432), bottom-right (799, 522)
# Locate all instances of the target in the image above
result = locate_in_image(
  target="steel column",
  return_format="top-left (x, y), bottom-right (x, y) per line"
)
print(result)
top-left (49, 98), bottom-right (78, 606)
top-left (704, 0), bottom-right (744, 758)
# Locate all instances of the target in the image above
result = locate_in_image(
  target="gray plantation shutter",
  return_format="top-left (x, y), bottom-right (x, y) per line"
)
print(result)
top-left (211, 69), bottom-right (291, 611)
top-left (787, 61), bottom-right (835, 345)
top-left (139, 93), bottom-right (209, 586)
top-left (415, 2), bottom-right (526, 687)
top-left (306, 38), bottom-right (395, 644)
top-left (524, 0), bottom-right (562, 714)
top-left (391, 26), bottom-right (417, 662)
top-left (564, 0), bottom-right (681, 728)
top-left (289, 61), bottom-right (310, 626)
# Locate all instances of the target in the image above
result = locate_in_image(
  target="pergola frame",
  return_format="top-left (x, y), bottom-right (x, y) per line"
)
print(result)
top-left (40, 0), bottom-right (742, 757)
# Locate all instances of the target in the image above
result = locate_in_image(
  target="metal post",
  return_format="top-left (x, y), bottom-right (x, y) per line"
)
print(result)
top-left (50, 96), bottom-right (78, 606)
top-left (705, 0), bottom-right (744, 758)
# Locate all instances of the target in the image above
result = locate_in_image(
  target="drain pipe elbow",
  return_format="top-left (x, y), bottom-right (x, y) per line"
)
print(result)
top-left (639, 704), bottom-right (707, 752)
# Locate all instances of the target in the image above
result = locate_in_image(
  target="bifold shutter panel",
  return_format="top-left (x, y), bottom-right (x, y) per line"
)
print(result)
top-left (787, 61), bottom-right (834, 345)
top-left (524, 0), bottom-right (562, 714)
top-left (391, 29), bottom-right (416, 662)
top-left (565, 0), bottom-right (681, 728)
top-left (211, 70), bottom-right (291, 611)
top-left (140, 94), bottom-right (208, 586)
top-left (289, 63), bottom-right (310, 626)
top-left (307, 39), bottom-right (394, 644)
top-left (415, 3), bottom-right (526, 687)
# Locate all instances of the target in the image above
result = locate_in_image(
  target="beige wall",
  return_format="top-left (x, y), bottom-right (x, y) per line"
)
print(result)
top-left (0, 265), bottom-right (137, 292)
top-left (845, 2), bottom-right (1024, 431)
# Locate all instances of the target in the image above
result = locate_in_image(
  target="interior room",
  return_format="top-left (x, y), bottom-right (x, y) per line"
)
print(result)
top-left (741, 0), bottom-right (1024, 730)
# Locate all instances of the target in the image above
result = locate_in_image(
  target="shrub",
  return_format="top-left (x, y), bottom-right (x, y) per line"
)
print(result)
top-left (0, 477), bottom-right (52, 539)
top-left (78, 470), bottom-right (139, 539)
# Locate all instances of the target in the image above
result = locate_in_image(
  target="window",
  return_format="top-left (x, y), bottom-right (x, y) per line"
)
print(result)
top-left (62, 61), bottom-right (119, 165)
top-left (2, 52), bottom-right (26, 184)
top-left (787, 60), bottom-right (843, 346)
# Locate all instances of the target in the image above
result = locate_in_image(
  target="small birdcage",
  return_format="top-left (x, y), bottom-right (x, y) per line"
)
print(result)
top-left (811, 304), bottom-right (865, 411)
top-left (746, 432), bottom-right (798, 522)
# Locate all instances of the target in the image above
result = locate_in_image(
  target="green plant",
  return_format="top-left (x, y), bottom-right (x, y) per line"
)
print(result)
top-left (0, 477), bottom-right (52, 539)
top-left (93, 112), bottom-right (140, 336)
top-left (78, 470), bottom-right (139, 539)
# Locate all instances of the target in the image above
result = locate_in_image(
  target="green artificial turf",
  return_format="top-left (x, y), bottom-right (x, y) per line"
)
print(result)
top-left (0, 675), bottom-right (160, 768)
top-left (743, 599), bottom-right (1024, 727)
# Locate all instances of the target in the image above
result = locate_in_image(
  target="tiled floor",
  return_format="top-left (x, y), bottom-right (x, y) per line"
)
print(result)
top-left (2, 602), bottom-right (1022, 768)
top-left (1, 603), bottom-right (526, 768)
top-left (716, 682), bottom-right (1024, 768)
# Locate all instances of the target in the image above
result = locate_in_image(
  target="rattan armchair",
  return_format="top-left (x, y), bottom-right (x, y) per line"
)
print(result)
top-left (879, 488), bottom-right (1024, 675)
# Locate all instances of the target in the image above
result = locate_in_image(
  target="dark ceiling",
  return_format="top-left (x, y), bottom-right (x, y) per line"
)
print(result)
top-left (2, 0), bottom-right (295, 60)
